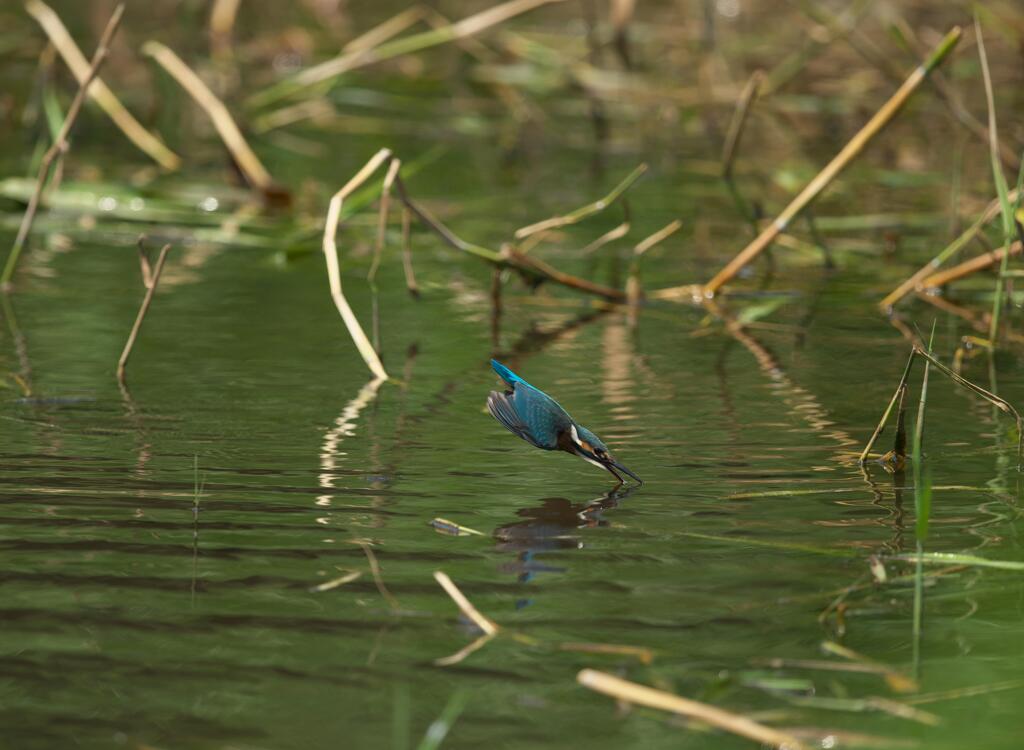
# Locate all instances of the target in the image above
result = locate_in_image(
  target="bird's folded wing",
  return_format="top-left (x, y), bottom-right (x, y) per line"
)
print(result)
top-left (487, 391), bottom-right (549, 449)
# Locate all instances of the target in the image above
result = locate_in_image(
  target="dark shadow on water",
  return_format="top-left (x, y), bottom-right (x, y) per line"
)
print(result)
top-left (493, 485), bottom-right (636, 595)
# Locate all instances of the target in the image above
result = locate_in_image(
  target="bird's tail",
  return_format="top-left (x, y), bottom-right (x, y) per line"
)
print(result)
top-left (490, 359), bottom-right (524, 387)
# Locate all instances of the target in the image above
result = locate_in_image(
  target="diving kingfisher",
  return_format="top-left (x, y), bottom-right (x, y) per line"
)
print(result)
top-left (486, 360), bottom-right (642, 485)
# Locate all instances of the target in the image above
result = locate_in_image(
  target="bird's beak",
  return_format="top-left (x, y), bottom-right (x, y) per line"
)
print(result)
top-left (608, 458), bottom-right (643, 485)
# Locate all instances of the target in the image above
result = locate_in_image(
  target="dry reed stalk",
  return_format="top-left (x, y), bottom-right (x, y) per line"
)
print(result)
top-left (635, 220), bottom-right (683, 256)
top-left (343, 6), bottom-right (428, 54)
top-left (390, 173), bottom-right (627, 300)
top-left (250, 0), bottom-right (567, 107)
top-left (434, 633), bottom-right (495, 666)
top-left (577, 670), bottom-right (808, 749)
top-left (322, 149), bottom-right (392, 381)
top-left (859, 350), bottom-right (916, 464)
top-left (433, 571), bottom-right (499, 636)
top-left (25, 0), bottom-right (180, 170)
top-left (2, 4), bottom-right (125, 289)
top-left (515, 163), bottom-right (648, 239)
top-left (581, 204), bottom-right (631, 255)
top-left (721, 69), bottom-right (764, 177)
top-left (919, 241), bottom-right (1022, 289)
top-left (560, 641), bottom-right (653, 664)
top-left (355, 541), bottom-right (400, 611)
top-left (209, 0), bottom-right (242, 58)
top-left (141, 41), bottom-right (274, 190)
top-left (627, 220), bottom-right (684, 306)
top-left (310, 570), bottom-right (362, 593)
top-left (137, 236), bottom-right (154, 289)
top-left (696, 27), bottom-right (962, 298)
top-left (117, 242), bottom-right (171, 383)
top-left (879, 189), bottom-right (1019, 310)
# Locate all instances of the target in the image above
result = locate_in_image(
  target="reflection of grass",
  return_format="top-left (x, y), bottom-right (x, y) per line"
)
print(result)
top-left (911, 323), bottom-right (934, 676)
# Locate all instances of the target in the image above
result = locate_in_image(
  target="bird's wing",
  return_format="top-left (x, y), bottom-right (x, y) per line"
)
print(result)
top-left (487, 390), bottom-right (551, 450)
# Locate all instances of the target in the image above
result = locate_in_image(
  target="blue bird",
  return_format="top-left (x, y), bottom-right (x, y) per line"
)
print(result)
top-left (486, 360), bottom-right (642, 485)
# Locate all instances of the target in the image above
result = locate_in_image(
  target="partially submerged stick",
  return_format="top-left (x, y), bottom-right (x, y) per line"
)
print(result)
top-left (697, 27), bottom-right (962, 297)
top-left (25, 0), bottom-right (180, 170)
top-left (577, 670), bottom-right (808, 750)
top-left (859, 350), bottom-right (916, 464)
top-left (322, 149), bottom-right (392, 381)
top-left (879, 189), bottom-right (1019, 310)
top-left (2, 3), bottom-right (125, 289)
top-left (919, 241), bottom-right (1022, 289)
top-left (433, 571), bottom-right (499, 636)
top-left (118, 242), bottom-right (171, 383)
top-left (142, 41), bottom-right (275, 191)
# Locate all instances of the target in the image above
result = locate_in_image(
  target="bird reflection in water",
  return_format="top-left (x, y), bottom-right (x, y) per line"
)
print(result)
top-left (493, 485), bottom-right (636, 605)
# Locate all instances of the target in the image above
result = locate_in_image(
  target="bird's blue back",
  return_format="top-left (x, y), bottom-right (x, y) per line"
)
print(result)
top-left (490, 360), bottom-right (572, 449)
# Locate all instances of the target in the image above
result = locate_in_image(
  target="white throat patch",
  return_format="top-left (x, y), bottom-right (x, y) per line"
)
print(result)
top-left (570, 424), bottom-right (583, 447)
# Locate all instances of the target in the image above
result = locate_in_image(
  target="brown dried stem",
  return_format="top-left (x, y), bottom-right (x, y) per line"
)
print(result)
top-left (859, 350), bottom-right (916, 464)
top-left (118, 243), bottom-right (171, 383)
top-left (2, 3), bottom-right (125, 289)
top-left (577, 669), bottom-right (808, 750)
top-left (26, 0), bottom-right (180, 170)
top-left (721, 69), bottom-right (763, 177)
top-left (695, 27), bottom-right (961, 298)
top-left (142, 41), bottom-right (274, 190)
top-left (323, 149), bottom-right (392, 381)
top-left (920, 241), bottom-right (1022, 290)
top-left (433, 571), bottom-right (499, 636)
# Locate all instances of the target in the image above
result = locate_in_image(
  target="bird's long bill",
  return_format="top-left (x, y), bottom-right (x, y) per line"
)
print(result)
top-left (608, 459), bottom-right (643, 485)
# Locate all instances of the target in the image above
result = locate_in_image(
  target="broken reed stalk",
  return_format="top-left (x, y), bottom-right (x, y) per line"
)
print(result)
top-left (721, 69), bottom-right (763, 177)
top-left (879, 189), bottom-right (1020, 310)
top-left (628, 219), bottom-right (684, 306)
top-left (390, 173), bottom-right (627, 301)
top-left (342, 6), bottom-right (427, 55)
top-left (117, 242), bottom-right (171, 383)
top-left (576, 670), bottom-right (808, 750)
top-left (249, 0), bottom-right (567, 108)
top-left (209, 0), bottom-right (242, 57)
top-left (2, 3), bottom-right (125, 289)
top-left (697, 26), bottom-right (962, 298)
top-left (919, 241), bottom-right (1022, 289)
top-left (975, 17), bottom-right (1016, 346)
top-left (323, 149), bottom-right (391, 381)
top-left (433, 571), bottom-right (499, 636)
top-left (25, 0), bottom-right (180, 170)
top-left (142, 41), bottom-right (275, 191)
top-left (515, 163), bottom-right (648, 239)
top-left (859, 350), bottom-right (916, 463)
top-left (581, 202), bottom-right (630, 255)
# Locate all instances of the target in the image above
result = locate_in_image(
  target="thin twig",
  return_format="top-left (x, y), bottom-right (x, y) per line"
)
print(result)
top-left (919, 241), bottom-right (1022, 289)
top-left (577, 670), bottom-right (808, 750)
top-left (433, 571), bottom-right (499, 636)
top-left (697, 27), bottom-right (962, 297)
top-left (323, 149), bottom-right (392, 381)
top-left (369, 158), bottom-right (402, 353)
top-left (2, 3), bottom-right (125, 288)
top-left (117, 243), bottom-right (171, 383)
top-left (25, 0), bottom-right (180, 170)
top-left (721, 69), bottom-right (763, 177)
top-left (142, 41), bottom-right (275, 190)
top-left (515, 163), bottom-right (648, 239)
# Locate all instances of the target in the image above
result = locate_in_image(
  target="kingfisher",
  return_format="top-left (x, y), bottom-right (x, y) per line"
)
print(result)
top-left (486, 359), bottom-right (642, 485)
